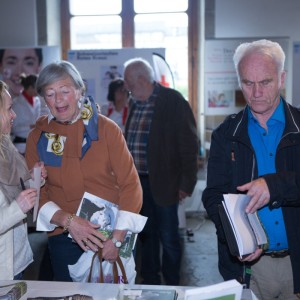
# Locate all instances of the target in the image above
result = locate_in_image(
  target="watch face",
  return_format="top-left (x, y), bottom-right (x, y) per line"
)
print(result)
top-left (112, 238), bottom-right (122, 248)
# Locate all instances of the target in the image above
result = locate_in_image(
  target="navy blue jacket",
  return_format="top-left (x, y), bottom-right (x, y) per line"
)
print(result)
top-left (202, 99), bottom-right (300, 293)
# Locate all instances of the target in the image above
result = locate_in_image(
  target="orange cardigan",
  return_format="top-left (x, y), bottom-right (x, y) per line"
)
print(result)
top-left (26, 114), bottom-right (142, 236)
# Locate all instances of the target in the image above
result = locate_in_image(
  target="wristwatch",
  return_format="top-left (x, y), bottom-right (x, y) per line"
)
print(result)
top-left (111, 237), bottom-right (122, 248)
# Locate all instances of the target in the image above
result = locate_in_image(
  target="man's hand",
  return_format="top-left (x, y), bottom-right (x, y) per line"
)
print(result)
top-left (237, 178), bottom-right (270, 213)
top-left (179, 190), bottom-right (191, 201)
top-left (239, 248), bottom-right (263, 262)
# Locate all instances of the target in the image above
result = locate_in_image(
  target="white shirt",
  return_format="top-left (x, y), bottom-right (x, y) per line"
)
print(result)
top-left (12, 93), bottom-right (49, 153)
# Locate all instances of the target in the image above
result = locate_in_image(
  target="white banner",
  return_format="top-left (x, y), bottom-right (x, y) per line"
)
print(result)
top-left (68, 48), bottom-right (165, 106)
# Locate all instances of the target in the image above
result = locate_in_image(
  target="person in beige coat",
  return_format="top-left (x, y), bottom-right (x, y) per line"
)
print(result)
top-left (0, 189), bottom-right (32, 280)
top-left (0, 80), bottom-right (46, 280)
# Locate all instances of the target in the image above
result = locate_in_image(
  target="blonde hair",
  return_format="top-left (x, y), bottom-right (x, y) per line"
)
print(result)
top-left (0, 80), bottom-right (8, 132)
top-left (0, 80), bottom-right (9, 157)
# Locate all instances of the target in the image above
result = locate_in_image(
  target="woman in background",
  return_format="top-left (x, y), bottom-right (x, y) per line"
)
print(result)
top-left (0, 80), bottom-right (46, 280)
top-left (101, 78), bottom-right (129, 133)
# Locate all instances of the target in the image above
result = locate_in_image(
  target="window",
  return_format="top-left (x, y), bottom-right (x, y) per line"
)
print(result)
top-left (69, 0), bottom-right (121, 15)
top-left (69, 0), bottom-right (122, 49)
top-left (70, 16), bottom-right (122, 49)
top-left (63, 0), bottom-right (198, 106)
top-left (134, 0), bottom-right (187, 13)
top-left (135, 13), bottom-right (188, 95)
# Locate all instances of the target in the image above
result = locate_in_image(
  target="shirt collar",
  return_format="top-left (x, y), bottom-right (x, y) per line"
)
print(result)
top-left (248, 97), bottom-right (285, 126)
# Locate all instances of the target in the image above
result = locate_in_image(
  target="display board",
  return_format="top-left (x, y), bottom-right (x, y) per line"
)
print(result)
top-left (293, 42), bottom-right (300, 108)
top-left (68, 48), bottom-right (165, 106)
top-left (205, 38), bottom-right (290, 115)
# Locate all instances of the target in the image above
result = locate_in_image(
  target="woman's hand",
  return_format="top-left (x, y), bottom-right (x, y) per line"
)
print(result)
top-left (55, 211), bottom-right (107, 252)
top-left (16, 188), bottom-right (38, 213)
top-left (102, 229), bottom-right (127, 262)
top-left (102, 239), bottom-right (120, 262)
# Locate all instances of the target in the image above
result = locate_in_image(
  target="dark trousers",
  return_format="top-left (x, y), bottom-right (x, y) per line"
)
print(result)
top-left (139, 175), bottom-right (182, 285)
top-left (48, 233), bottom-right (83, 281)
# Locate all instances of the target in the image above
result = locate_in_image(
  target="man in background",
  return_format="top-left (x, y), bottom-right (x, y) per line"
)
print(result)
top-left (124, 57), bottom-right (199, 285)
top-left (202, 39), bottom-right (300, 299)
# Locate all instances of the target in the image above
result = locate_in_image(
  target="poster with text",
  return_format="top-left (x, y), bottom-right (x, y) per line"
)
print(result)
top-left (205, 38), bottom-right (289, 115)
top-left (68, 48), bottom-right (165, 106)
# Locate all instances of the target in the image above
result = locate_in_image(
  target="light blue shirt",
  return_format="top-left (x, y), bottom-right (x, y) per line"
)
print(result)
top-left (248, 99), bottom-right (288, 251)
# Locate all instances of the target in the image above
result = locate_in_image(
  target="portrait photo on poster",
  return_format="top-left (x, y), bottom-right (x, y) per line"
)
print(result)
top-left (0, 46), bottom-right (60, 98)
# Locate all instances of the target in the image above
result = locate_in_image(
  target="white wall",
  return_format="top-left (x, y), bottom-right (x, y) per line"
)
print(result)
top-left (0, 0), bottom-right (37, 46)
top-left (215, 0), bottom-right (300, 40)
top-left (0, 0), bottom-right (60, 48)
top-left (46, 0), bottom-right (61, 46)
top-left (215, 0), bottom-right (300, 104)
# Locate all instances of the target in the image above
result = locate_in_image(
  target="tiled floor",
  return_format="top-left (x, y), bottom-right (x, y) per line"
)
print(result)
top-left (24, 212), bottom-right (224, 287)
top-left (180, 212), bottom-right (223, 287)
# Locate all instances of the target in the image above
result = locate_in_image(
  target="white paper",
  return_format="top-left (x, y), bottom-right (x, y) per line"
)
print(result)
top-left (29, 166), bottom-right (41, 222)
top-left (123, 290), bottom-right (142, 297)
top-left (184, 279), bottom-right (243, 300)
top-left (223, 194), bottom-right (267, 257)
top-left (223, 194), bottom-right (256, 257)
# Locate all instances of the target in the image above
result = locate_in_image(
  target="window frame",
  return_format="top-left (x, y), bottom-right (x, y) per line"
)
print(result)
top-left (60, 0), bottom-right (199, 119)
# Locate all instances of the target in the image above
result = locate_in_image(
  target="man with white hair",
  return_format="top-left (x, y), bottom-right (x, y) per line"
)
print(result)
top-left (202, 39), bottom-right (300, 299)
top-left (124, 57), bottom-right (199, 286)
